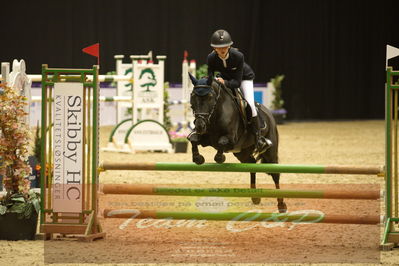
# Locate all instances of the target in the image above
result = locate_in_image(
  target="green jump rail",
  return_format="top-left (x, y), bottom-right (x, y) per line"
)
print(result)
top-left (100, 184), bottom-right (381, 200)
top-left (99, 162), bottom-right (384, 175)
top-left (103, 209), bottom-right (381, 225)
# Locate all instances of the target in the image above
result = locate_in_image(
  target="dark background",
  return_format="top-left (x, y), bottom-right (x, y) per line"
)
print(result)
top-left (1, 0), bottom-right (398, 120)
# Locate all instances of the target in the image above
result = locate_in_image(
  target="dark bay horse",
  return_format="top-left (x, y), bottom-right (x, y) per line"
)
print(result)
top-left (188, 74), bottom-right (286, 212)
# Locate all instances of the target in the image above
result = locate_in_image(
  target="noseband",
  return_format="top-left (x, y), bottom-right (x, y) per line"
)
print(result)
top-left (192, 83), bottom-right (221, 124)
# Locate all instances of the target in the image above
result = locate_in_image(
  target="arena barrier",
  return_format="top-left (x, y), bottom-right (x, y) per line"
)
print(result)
top-left (39, 62), bottom-right (399, 248)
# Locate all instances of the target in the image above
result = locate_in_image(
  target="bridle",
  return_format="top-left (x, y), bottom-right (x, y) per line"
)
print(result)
top-left (192, 83), bottom-right (222, 125)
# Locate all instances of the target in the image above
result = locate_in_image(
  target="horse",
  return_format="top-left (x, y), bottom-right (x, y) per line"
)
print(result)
top-left (188, 74), bottom-right (286, 212)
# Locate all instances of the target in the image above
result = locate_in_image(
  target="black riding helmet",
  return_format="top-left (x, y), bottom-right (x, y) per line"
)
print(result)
top-left (210, 29), bottom-right (233, 48)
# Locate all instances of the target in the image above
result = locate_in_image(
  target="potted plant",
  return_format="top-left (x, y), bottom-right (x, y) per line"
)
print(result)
top-left (270, 74), bottom-right (287, 124)
top-left (169, 130), bottom-right (189, 153)
top-left (0, 83), bottom-right (40, 240)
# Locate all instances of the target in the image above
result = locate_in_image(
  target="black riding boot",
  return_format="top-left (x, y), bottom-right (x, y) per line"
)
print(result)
top-left (251, 116), bottom-right (272, 154)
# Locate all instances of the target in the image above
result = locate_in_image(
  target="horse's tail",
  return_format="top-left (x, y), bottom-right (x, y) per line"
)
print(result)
top-left (275, 128), bottom-right (279, 163)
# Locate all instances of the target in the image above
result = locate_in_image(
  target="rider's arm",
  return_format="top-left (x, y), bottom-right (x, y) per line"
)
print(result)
top-left (207, 53), bottom-right (215, 85)
top-left (224, 53), bottom-right (244, 89)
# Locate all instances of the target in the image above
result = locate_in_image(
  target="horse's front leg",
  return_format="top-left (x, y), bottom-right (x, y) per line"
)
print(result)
top-left (191, 141), bottom-right (205, 165)
top-left (214, 136), bottom-right (231, 163)
top-left (214, 149), bottom-right (225, 164)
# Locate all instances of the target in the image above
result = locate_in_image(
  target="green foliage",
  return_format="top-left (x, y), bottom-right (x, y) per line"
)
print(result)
top-left (195, 64), bottom-right (221, 79)
top-left (0, 191), bottom-right (40, 218)
top-left (106, 70), bottom-right (117, 87)
top-left (34, 121), bottom-right (41, 164)
top-left (0, 83), bottom-right (39, 221)
top-left (271, 75), bottom-right (285, 110)
top-left (196, 64), bottom-right (208, 79)
top-left (163, 82), bottom-right (172, 132)
top-left (0, 84), bottom-right (31, 194)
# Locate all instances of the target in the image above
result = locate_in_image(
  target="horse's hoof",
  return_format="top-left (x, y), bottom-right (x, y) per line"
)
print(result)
top-left (278, 202), bottom-right (287, 213)
top-left (214, 154), bottom-right (226, 164)
top-left (252, 197), bottom-right (261, 205)
top-left (193, 155), bottom-right (205, 165)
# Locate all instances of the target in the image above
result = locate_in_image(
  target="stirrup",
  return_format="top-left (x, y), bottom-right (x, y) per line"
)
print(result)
top-left (256, 136), bottom-right (272, 154)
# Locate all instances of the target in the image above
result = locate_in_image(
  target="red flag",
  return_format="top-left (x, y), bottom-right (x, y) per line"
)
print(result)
top-left (82, 43), bottom-right (100, 65)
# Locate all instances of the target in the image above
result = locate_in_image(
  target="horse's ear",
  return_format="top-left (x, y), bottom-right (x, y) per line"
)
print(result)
top-left (188, 72), bottom-right (198, 86)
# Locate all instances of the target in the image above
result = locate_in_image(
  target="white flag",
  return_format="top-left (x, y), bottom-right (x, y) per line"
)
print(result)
top-left (386, 45), bottom-right (399, 68)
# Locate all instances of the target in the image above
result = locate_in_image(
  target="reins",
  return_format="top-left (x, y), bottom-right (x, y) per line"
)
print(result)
top-left (192, 83), bottom-right (222, 124)
top-left (192, 81), bottom-right (245, 127)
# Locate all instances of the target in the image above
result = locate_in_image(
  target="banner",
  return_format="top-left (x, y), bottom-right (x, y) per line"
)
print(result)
top-left (53, 82), bottom-right (84, 212)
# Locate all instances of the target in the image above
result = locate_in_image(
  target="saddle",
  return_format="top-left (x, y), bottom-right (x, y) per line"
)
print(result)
top-left (223, 85), bottom-right (267, 131)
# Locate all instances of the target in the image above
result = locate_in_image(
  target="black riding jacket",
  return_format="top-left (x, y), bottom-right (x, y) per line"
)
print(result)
top-left (207, 48), bottom-right (255, 89)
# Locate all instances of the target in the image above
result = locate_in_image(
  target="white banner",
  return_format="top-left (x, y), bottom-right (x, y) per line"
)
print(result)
top-left (127, 120), bottom-right (172, 152)
top-left (116, 61), bottom-right (132, 123)
top-left (133, 64), bottom-right (163, 108)
top-left (53, 82), bottom-right (84, 213)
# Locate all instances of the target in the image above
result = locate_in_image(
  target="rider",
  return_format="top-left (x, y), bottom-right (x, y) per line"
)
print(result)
top-left (189, 29), bottom-right (272, 154)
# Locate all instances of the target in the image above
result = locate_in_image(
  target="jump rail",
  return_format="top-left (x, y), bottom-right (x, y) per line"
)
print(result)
top-left (102, 209), bottom-right (381, 225)
top-left (100, 184), bottom-right (381, 200)
top-left (99, 162), bottom-right (384, 175)
top-left (28, 74), bottom-right (131, 82)
top-left (31, 95), bottom-right (189, 103)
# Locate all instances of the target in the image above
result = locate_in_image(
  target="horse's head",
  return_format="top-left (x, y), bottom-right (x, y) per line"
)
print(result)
top-left (189, 73), bottom-right (219, 134)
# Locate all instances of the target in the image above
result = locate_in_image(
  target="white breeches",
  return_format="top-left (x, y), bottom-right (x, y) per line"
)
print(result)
top-left (241, 80), bottom-right (257, 117)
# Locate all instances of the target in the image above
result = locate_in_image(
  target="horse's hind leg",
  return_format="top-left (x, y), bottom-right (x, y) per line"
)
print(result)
top-left (246, 154), bottom-right (261, 204)
top-left (233, 150), bottom-right (260, 204)
top-left (270, 173), bottom-right (287, 213)
top-left (250, 172), bottom-right (261, 205)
